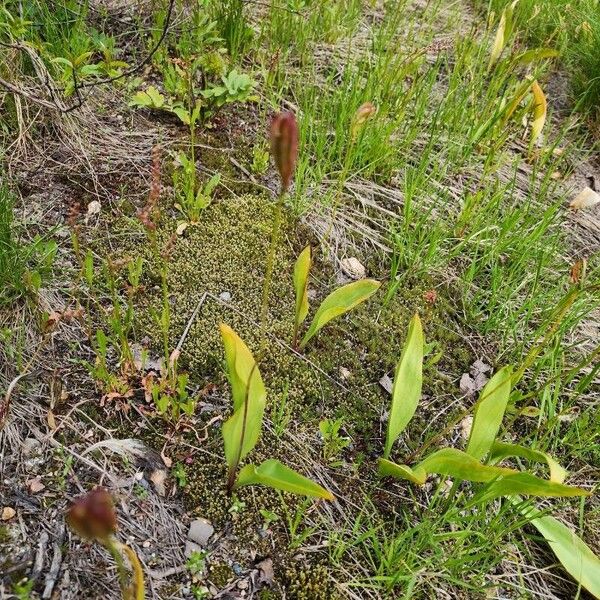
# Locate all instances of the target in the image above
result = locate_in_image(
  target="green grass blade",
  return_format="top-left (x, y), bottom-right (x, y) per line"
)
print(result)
top-left (236, 459), bottom-right (334, 500)
top-left (383, 313), bottom-right (424, 459)
top-left (293, 245), bottom-right (312, 332)
top-left (300, 279), bottom-right (380, 349)
top-left (477, 473), bottom-right (589, 503)
top-left (519, 505), bottom-right (600, 598)
top-left (466, 365), bottom-right (513, 461)
top-left (490, 441), bottom-right (567, 483)
top-left (220, 324), bottom-right (266, 468)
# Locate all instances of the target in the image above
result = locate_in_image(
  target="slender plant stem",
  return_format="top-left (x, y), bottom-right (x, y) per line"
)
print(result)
top-left (259, 190), bottom-right (285, 349)
top-left (104, 537), bottom-right (131, 599)
top-left (119, 542), bottom-right (145, 600)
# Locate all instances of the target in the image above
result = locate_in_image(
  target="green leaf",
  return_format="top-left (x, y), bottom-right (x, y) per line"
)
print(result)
top-left (293, 246), bottom-right (312, 334)
top-left (236, 459), bottom-right (334, 500)
top-left (518, 505), bottom-right (600, 598)
top-left (171, 106), bottom-right (191, 125)
top-left (384, 313), bottom-right (424, 458)
top-left (379, 448), bottom-right (515, 485)
top-left (300, 279), bottom-right (380, 349)
top-left (203, 173), bottom-right (221, 197)
top-left (466, 365), bottom-right (513, 460)
top-left (220, 324), bottom-right (266, 469)
top-left (514, 47), bottom-right (559, 65)
top-left (477, 472), bottom-right (589, 503)
top-left (490, 441), bottom-right (567, 484)
top-left (130, 86), bottom-right (166, 109)
top-left (378, 458), bottom-right (427, 484)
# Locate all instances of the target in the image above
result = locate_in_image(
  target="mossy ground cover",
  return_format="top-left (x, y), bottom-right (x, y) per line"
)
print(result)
top-left (88, 192), bottom-right (501, 596)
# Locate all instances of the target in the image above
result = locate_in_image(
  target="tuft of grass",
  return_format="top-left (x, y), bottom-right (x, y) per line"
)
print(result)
top-left (0, 181), bottom-right (56, 307)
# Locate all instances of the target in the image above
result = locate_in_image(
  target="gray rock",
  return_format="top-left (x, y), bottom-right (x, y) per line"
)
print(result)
top-left (187, 518), bottom-right (214, 546)
top-left (219, 291), bottom-right (232, 302)
top-left (184, 540), bottom-right (203, 558)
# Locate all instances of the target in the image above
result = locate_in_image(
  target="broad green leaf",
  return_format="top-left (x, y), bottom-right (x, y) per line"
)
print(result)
top-left (466, 365), bottom-right (513, 460)
top-left (293, 246), bottom-right (312, 329)
top-left (378, 448), bottom-right (515, 485)
top-left (477, 472), bottom-right (589, 503)
top-left (236, 459), bottom-right (334, 500)
top-left (300, 279), bottom-right (380, 349)
top-left (518, 504), bottom-right (600, 598)
top-left (490, 441), bottom-right (567, 484)
top-left (220, 324), bottom-right (266, 468)
top-left (171, 106), bottom-right (191, 125)
top-left (384, 313), bottom-right (424, 458)
top-left (530, 80), bottom-right (547, 144)
top-left (514, 47), bottom-right (559, 65)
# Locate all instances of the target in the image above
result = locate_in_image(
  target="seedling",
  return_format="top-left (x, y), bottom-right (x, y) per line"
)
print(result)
top-left (219, 323), bottom-right (334, 500)
top-left (319, 417), bottom-right (350, 465)
top-left (292, 245), bottom-right (381, 350)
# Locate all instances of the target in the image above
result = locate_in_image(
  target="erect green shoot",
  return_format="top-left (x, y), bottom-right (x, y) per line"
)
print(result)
top-left (383, 313), bottom-right (424, 459)
top-left (220, 324), bottom-right (266, 493)
top-left (292, 245), bottom-right (312, 348)
top-left (299, 279), bottom-right (380, 349)
top-left (236, 459), bottom-right (334, 500)
top-left (465, 365), bottom-right (512, 461)
top-left (517, 504), bottom-right (600, 599)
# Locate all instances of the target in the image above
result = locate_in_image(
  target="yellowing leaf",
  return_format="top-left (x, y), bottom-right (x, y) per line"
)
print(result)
top-left (384, 313), bottom-right (424, 459)
top-left (300, 279), bottom-right (380, 349)
top-left (530, 80), bottom-right (547, 144)
top-left (379, 448), bottom-right (515, 485)
top-left (293, 246), bottom-right (312, 338)
top-left (466, 365), bottom-right (513, 461)
top-left (570, 187), bottom-right (600, 211)
top-left (490, 441), bottom-right (567, 484)
top-left (489, 0), bottom-right (518, 67)
top-left (220, 325), bottom-right (266, 469)
top-left (477, 472), bottom-right (589, 503)
top-left (236, 459), bottom-right (334, 500)
top-left (519, 505), bottom-right (600, 598)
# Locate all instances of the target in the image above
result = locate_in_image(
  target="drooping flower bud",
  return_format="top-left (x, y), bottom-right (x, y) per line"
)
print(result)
top-left (270, 111), bottom-right (298, 193)
top-left (67, 487), bottom-right (117, 542)
top-left (350, 102), bottom-right (376, 140)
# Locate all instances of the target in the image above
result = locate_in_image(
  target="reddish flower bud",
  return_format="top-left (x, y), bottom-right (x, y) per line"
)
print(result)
top-left (67, 487), bottom-right (117, 541)
top-left (270, 111), bottom-right (298, 193)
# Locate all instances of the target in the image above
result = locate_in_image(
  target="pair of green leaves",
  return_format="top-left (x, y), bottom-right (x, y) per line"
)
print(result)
top-left (292, 246), bottom-right (381, 349)
top-left (220, 324), bottom-right (333, 500)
